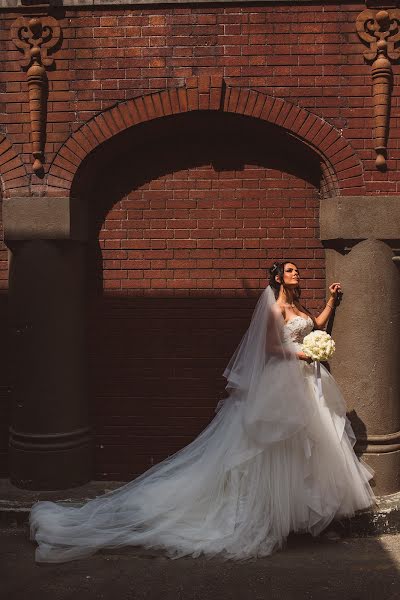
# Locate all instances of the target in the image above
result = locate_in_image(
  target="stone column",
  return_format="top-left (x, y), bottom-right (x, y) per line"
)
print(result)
top-left (320, 196), bottom-right (400, 495)
top-left (3, 196), bottom-right (91, 490)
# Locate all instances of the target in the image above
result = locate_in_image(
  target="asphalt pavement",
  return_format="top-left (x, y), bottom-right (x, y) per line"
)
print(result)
top-left (1, 526), bottom-right (400, 600)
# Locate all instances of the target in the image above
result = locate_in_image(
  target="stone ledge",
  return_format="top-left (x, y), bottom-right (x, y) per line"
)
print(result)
top-left (0, 479), bottom-right (122, 527)
top-left (320, 195), bottom-right (400, 242)
top-left (1, 478), bottom-right (400, 538)
top-left (2, 196), bottom-right (87, 241)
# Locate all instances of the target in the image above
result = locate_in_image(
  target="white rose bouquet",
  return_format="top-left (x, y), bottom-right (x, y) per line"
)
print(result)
top-left (302, 330), bottom-right (335, 362)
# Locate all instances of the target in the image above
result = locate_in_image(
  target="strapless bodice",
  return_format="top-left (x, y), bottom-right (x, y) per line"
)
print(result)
top-left (283, 315), bottom-right (314, 346)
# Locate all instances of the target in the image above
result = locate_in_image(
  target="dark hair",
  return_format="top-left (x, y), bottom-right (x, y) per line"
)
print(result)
top-left (268, 261), bottom-right (301, 300)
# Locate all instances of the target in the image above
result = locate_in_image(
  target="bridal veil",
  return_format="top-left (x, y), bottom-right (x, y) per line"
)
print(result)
top-left (30, 287), bottom-right (320, 562)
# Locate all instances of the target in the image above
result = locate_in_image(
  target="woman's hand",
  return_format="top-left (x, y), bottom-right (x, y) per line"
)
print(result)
top-left (297, 352), bottom-right (312, 364)
top-left (328, 282), bottom-right (341, 300)
top-left (314, 282), bottom-right (342, 329)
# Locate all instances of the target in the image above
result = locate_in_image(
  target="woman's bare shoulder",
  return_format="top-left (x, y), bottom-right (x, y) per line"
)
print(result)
top-left (271, 301), bottom-right (285, 319)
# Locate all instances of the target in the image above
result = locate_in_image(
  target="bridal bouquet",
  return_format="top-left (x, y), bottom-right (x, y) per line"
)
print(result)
top-left (302, 330), bottom-right (335, 362)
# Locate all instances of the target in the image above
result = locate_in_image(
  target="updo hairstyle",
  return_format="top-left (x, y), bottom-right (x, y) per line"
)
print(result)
top-left (268, 261), bottom-right (301, 300)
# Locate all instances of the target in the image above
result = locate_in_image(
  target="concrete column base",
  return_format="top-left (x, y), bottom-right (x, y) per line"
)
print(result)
top-left (9, 432), bottom-right (92, 491)
top-left (3, 196), bottom-right (91, 490)
top-left (6, 238), bottom-right (92, 490)
top-left (321, 195), bottom-right (400, 496)
top-left (361, 450), bottom-right (400, 496)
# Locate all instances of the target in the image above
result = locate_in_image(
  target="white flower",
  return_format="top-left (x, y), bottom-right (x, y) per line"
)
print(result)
top-left (302, 330), bottom-right (335, 362)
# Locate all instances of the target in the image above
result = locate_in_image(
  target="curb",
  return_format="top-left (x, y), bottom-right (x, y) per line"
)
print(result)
top-left (0, 479), bottom-right (123, 528)
top-left (1, 479), bottom-right (400, 538)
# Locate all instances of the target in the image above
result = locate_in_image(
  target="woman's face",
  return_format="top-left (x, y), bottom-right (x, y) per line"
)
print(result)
top-left (276, 263), bottom-right (300, 287)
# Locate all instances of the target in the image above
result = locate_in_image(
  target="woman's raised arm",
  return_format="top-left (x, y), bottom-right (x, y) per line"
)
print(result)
top-left (314, 282), bottom-right (341, 330)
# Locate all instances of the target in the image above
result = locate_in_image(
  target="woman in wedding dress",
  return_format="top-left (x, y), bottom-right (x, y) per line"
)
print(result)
top-left (30, 261), bottom-right (375, 563)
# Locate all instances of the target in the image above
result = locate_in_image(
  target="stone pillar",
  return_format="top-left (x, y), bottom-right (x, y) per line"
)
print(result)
top-left (320, 196), bottom-right (400, 495)
top-left (3, 196), bottom-right (91, 490)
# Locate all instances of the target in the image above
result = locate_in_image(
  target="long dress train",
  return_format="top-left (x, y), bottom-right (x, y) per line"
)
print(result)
top-left (30, 295), bottom-right (375, 563)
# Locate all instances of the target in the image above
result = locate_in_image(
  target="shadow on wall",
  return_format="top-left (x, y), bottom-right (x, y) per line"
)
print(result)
top-left (0, 290), bottom-right (10, 476)
top-left (348, 408), bottom-right (373, 486)
top-left (74, 111), bottom-right (323, 480)
top-left (88, 293), bottom-right (256, 480)
top-left (87, 296), bottom-right (372, 483)
top-left (74, 110), bottom-right (322, 295)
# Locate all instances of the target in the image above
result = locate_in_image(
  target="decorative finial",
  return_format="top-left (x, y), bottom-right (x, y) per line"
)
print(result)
top-left (356, 8), bottom-right (400, 170)
top-left (11, 16), bottom-right (61, 176)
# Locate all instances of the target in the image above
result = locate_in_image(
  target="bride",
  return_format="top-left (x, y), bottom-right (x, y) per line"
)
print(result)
top-left (30, 261), bottom-right (375, 563)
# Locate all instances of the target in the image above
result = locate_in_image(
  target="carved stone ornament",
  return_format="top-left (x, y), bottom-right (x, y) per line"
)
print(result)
top-left (356, 9), bottom-right (400, 170)
top-left (11, 17), bottom-right (61, 174)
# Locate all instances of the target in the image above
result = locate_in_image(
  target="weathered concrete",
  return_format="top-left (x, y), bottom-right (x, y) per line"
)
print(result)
top-left (321, 195), bottom-right (400, 496)
top-left (325, 240), bottom-right (400, 495)
top-left (7, 240), bottom-right (91, 490)
top-left (3, 197), bottom-right (87, 242)
top-left (320, 195), bottom-right (400, 241)
top-left (3, 196), bottom-right (90, 489)
top-left (1, 527), bottom-right (400, 600)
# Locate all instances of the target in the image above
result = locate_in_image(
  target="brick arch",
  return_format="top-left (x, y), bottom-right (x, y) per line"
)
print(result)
top-left (47, 76), bottom-right (365, 197)
top-left (0, 134), bottom-right (29, 198)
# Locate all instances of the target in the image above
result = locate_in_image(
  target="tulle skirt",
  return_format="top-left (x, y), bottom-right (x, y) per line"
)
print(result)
top-left (30, 362), bottom-right (375, 563)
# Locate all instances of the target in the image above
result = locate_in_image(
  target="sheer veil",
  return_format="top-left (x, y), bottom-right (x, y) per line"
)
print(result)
top-left (223, 286), bottom-right (315, 445)
top-left (30, 285), bottom-right (317, 563)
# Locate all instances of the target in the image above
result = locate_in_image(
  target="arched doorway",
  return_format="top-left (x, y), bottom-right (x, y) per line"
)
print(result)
top-left (7, 79), bottom-right (368, 490)
top-left (73, 110), bottom-right (325, 480)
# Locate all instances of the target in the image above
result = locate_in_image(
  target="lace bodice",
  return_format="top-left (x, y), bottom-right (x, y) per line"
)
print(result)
top-left (283, 315), bottom-right (314, 347)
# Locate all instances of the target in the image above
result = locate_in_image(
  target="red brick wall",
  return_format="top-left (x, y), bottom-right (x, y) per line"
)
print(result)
top-left (0, 206), bottom-right (7, 291)
top-left (2, 2), bottom-right (399, 195)
top-left (86, 111), bottom-right (322, 479)
top-left (99, 165), bottom-right (321, 296)
top-left (89, 296), bottom-right (250, 479)
top-left (0, 205), bottom-right (9, 475)
top-left (89, 112), bottom-right (323, 300)
top-left (1, 1), bottom-right (397, 478)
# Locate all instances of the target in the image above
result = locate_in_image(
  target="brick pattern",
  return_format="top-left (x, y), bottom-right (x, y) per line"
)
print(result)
top-left (2, 3), bottom-right (400, 196)
top-left (0, 204), bottom-right (9, 475)
top-left (85, 107), bottom-right (325, 300)
top-left (87, 116), bottom-right (324, 478)
top-left (0, 135), bottom-right (29, 198)
top-left (96, 161), bottom-right (323, 299)
top-left (89, 296), bottom-right (254, 479)
top-left (47, 77), bottom-right (364, 198)
top-left (2, 2), bottom-right (398, 479)
top-left (0, 200), bottom-right (7, 291)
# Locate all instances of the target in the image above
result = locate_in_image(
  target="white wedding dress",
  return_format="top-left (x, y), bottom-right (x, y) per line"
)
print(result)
top-left (30, 301), bottom-right (375, 563)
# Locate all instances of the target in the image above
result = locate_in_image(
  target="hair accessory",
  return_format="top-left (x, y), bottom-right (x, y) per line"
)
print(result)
top-left (271, 263), bottom-right (279, 274)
